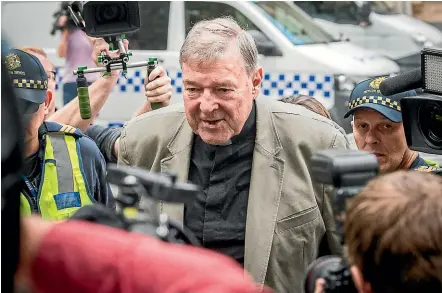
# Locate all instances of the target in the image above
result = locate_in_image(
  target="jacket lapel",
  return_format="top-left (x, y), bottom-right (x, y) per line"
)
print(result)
top-left (244, 99), bottom-right (285, 285)
top-left (160, 115), bottom-right (194, 223)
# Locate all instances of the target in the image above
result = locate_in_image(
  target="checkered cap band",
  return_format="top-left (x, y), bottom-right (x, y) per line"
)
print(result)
top-left (348, 96), bottom-right (401, 111)
top-left (13, 78), bottom-right (48, 90)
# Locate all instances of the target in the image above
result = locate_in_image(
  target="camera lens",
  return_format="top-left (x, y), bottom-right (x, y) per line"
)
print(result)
top-left (418, 101), bottom-right (442, 149)
top-left (95, 3), bottom-right (126, 24)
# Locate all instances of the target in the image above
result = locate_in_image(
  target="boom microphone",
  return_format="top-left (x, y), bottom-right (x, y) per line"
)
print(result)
top-left (379, 68), bottom-right (422, 96)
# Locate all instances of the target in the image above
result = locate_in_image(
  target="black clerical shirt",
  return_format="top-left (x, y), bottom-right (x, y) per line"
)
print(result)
top-left (185, 103), bottom-right (256, 266)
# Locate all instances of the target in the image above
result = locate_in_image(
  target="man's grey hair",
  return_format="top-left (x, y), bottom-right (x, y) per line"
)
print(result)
top-left (179, 17), bottom-right (258, 76)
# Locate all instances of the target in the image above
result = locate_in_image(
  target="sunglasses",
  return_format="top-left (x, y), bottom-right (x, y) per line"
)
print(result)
top-left (46, 70), bottom-right (57, 81)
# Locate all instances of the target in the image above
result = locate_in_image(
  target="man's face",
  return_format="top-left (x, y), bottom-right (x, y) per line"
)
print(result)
top-left (24, 103), bottom-right (46, 138)
top-left (353, 109), bottom-right (409, 173)
top-left (182, 48), bottom-right (262, 145)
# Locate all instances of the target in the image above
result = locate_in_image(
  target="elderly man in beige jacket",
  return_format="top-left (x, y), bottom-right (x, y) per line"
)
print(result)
top-left (118, 17), bottom-right (349, 293)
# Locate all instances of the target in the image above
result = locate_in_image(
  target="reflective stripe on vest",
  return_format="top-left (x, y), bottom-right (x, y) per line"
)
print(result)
top-left (423, 159), bottom-right (440, 168)
top-left (20, 193), bottom-right (32, 216)
top-left (20, 133), bottom-right (94, 220)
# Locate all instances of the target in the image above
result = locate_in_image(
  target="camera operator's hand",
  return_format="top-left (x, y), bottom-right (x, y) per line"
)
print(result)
top-left (57, 15), bottom-right (68, 27)
top-left (140, 66), bottom-right (172, 111)
top-left (91, 37), bottom-right (130, 77)
top-left (313, 278), bottom-right (326, 293)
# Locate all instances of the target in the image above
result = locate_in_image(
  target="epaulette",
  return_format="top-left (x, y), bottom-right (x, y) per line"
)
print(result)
top-left (43, 121), bottom-right (83, 138)
top-left (414, 165), bottom-right (441, 172)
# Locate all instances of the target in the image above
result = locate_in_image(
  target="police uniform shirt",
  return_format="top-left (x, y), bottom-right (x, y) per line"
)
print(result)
top-left (410, 155), bottom-right (441, 172)
top-left (21, 122), bottom-right (115, 211)
top-left (410, 155), bottom-right (431, 169)
top-left (185, 102), bottom-right (256, 266)
top-left (85, 124), bottom-right (122, 163)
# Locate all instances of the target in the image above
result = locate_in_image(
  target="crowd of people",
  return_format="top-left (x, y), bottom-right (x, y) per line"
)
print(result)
top-left (2, 15), bottom-right (442, 293)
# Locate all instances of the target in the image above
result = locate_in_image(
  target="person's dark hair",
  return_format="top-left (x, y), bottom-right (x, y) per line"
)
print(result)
top-left (279, 95), bottom-right (332, 120)
top-left (345, 171), bottom-right (442, 293)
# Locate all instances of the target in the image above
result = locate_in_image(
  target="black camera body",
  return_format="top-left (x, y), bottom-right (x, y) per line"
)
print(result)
top-left (305, 256), bottom-right (357, 293)
top-left (398, 47), bottom-right (442, 155)
top-left (310, 149), bottom-right (379, 237)
top-left (69, 1), bottom-right (141, 38)
top-left (402, 92), bottom-right (442, 155)
top-left (304, 150), bottom-right (379, 293)
top-left (103, 164), bottom-right (201, 246)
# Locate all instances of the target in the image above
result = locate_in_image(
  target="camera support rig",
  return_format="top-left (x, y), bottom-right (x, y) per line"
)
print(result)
top-left (71, 36), bottom-right (160, 119)
top-left (67, 2), bottom-right (163, 119)
top-left (73, 34), bottom-right (159, 77)
top-left (72, 35), bottom-right (157, 78)
top-left (99, 35), bottom-right (132, 77)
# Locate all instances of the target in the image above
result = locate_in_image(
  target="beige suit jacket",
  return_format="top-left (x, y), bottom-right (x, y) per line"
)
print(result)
top-left (118, 98), bottom-right (350, 293)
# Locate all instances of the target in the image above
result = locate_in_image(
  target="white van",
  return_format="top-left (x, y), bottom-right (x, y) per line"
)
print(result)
top-left (2, 1), bottom-right (399, 131)
top-left (296, 1), bottom-right (442, 72)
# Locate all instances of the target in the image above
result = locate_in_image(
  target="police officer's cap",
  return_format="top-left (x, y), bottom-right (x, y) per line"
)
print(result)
top-left (344, 76), bottom-right (417, 122)
top-left (4, 48), bottom-right (48, 114)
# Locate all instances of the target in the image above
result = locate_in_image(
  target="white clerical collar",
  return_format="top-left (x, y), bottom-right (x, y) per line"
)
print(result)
top-left (214, 140), bottom-right (232, 146)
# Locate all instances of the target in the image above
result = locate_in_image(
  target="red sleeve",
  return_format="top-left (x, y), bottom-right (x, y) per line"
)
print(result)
top-left (30, 221), bottom-right (271, 293)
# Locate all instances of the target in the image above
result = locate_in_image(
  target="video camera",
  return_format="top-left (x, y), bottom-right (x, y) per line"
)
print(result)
top-left (380, 47), bottom-right (442, 155)
top-left (304, 47), bottom-right (442, 293)
top-left (64, 1), bottom-right (163, 119)
top-left (304, 150), bottom-right (378, 293)
top-left (50, 2), bottom-right (75, 35)
top-left (68, 1), bottom-right (140, 39)
top-left (67, 0), bottom-right (143, 77)
top-left (70, 164), bottom-right (202, 246)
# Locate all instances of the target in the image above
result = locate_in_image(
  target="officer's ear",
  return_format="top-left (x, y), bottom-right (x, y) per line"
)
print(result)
top-left (44, 89), bottom-right (53, 116)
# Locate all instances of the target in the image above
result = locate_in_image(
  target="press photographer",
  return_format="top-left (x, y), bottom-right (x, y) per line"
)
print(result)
top-left (305, 47), bottom-right (442, 293)
top-left (50, 2), bottom-right (76, 36)
top-left (54, 1), bottom-right (100, 105)
top-left (311, 170), bottom-right (442, 293)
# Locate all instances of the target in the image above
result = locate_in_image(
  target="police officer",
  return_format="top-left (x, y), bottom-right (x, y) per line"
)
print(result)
top-left (5, 48), bottom-right (114, 220)
top-left (344, 76), bottom-right (440, 173)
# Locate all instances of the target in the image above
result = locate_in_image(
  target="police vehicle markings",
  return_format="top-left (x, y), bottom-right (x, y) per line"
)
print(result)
top-left (55, 68), bottom-right (336, 126)
top-left (55, 67), bottom-right (334, 99)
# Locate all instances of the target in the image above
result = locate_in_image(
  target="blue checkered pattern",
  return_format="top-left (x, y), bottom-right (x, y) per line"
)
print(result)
top-left (261, 72), bottom-right (334, 100)
top-left (55, 68), bottom-right (334, 100)
top-left (55, 67), bottom-right (62, 91)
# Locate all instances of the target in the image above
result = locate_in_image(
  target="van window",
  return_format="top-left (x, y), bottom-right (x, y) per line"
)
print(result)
top-left (185, 2), bottom-right (259, 34)
top-left (334, 2), bottom-right (359, 24)
top-left (296, 2), bottom-right (336, 23)
top-left (370, 1), bottom-right (400, 15)
top-left (254, 2), bottom-right (335, 45)
top-left (184, 1), bottom-right (282, 56)
top-left (296, 1), bottom-right (359, 25)
top-left (129, 2), bottom-right (170, 50)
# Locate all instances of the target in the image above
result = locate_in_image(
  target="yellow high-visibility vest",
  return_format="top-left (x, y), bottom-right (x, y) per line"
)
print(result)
top-left (20, 124), bottom-right (95, 220)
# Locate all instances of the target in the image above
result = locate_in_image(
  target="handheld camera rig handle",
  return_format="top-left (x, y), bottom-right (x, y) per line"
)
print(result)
top-left (147, 57), bottom-right (163, 111)
top-left (73, 37), bottom-right (163, 119)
